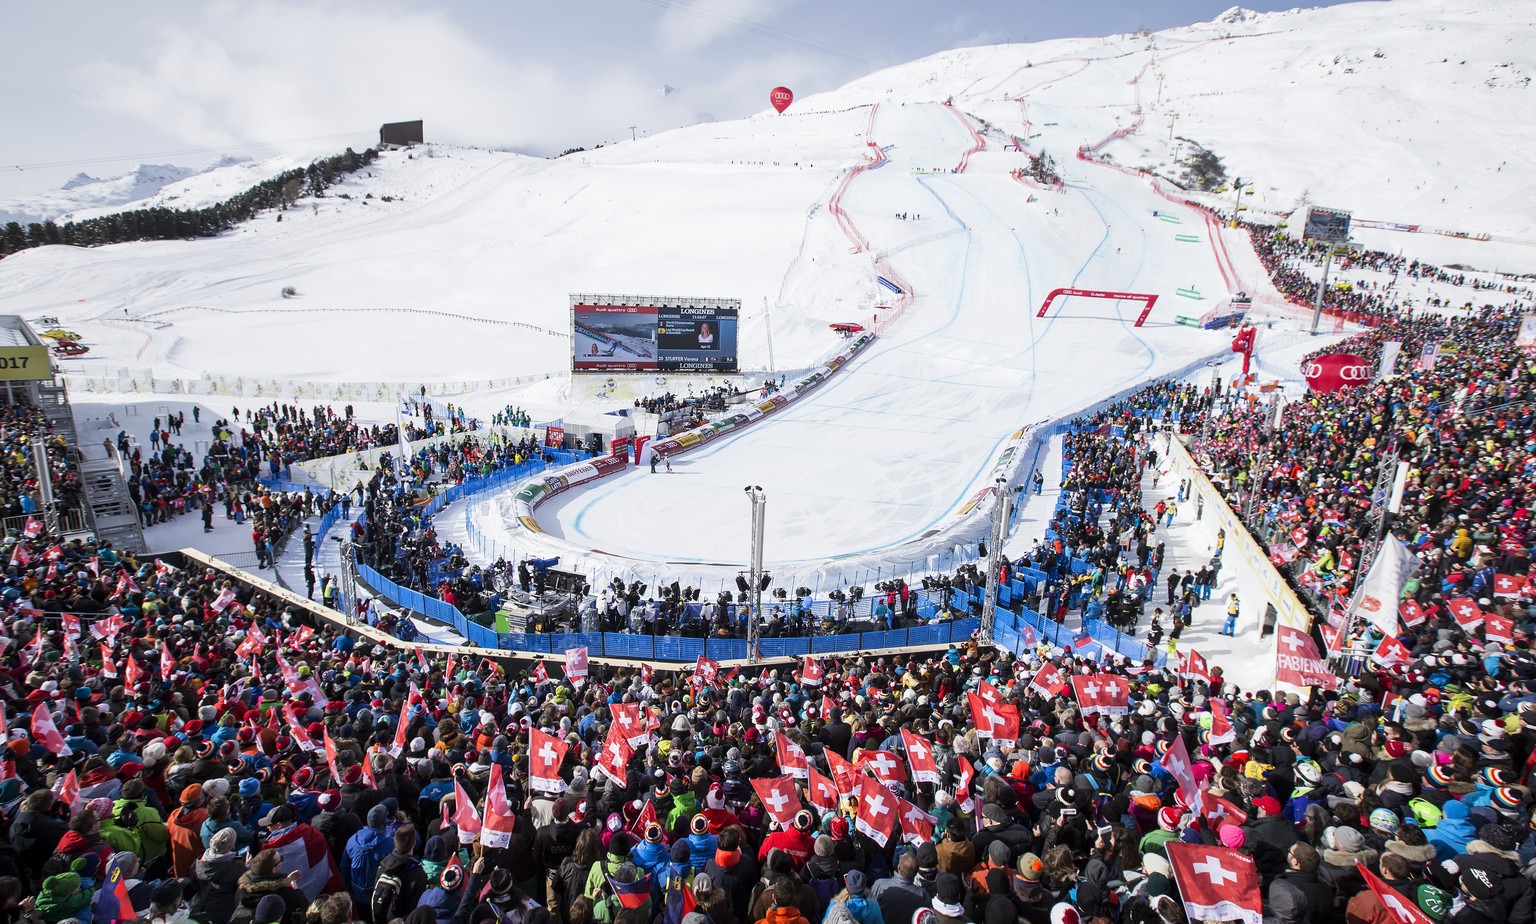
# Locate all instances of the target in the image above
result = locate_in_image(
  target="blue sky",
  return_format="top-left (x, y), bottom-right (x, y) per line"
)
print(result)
top-left (1, 0), bottom-right (1353, 200)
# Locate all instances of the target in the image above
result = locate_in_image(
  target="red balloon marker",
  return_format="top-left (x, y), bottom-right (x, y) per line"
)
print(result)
top-left (770, 87), bottom-right (794, 113)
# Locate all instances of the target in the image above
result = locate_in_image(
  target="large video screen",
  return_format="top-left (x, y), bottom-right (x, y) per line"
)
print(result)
top-left (572, 299), bottom-right (739, 373)
top-left (1303, 207), bottom-right (1351, 244)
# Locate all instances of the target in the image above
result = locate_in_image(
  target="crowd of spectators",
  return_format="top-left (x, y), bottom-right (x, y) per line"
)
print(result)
top-left (0, 403), bottom-right (83, 527)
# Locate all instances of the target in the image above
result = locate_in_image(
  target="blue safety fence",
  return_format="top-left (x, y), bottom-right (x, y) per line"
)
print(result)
top-left (257, 477), bottom-right (323, 495)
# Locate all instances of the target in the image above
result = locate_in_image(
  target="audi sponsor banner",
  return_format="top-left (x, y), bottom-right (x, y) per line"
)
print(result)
top-left (1303, 353), bottom-right (1371, 393)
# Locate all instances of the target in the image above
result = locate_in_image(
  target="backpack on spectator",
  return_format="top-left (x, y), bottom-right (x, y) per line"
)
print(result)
top-left (373, 869), bottom-right (405, 923)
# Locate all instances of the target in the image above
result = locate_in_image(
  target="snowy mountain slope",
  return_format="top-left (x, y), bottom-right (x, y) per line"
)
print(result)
top-left (57, 153), bottom-right (320, 223)
top-left (0, 163), bottom-right (204, 228)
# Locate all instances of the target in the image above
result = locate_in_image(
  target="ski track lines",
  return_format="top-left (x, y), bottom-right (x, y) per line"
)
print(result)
top-left (559, 101), bottom-right (1188, 562)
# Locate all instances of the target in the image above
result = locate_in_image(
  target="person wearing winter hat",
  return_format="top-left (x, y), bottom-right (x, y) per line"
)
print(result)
top-left (930, 872), bottom-right (966, 924)
top-left (343, 805), bottom-right (394, 910)
top-left (1138, 806), bottom-right (1184, 857)
top-left (1429, 799), bottom-right (1478, 861)
top-left (1245, 795), bottom-right (1299, 881)
top-left (193, 827), bottom-right (245, 924)
top-left (1218, 824), bottom-right (1246, 849)
top-left (167, 784), bottom-right (211, 878)
top-left (35, 870), bottom-right (89, 924)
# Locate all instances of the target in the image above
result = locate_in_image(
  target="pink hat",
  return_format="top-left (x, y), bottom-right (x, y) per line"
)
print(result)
top-left (1218, 824), bottom-right (1246, 848)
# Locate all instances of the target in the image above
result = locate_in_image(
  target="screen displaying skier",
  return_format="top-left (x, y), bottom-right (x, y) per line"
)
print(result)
top-left (571, 298), bottom-right (738, 373)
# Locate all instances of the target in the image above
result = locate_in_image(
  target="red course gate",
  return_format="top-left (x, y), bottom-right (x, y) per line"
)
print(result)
top-left (1036, 287), bottom-right (1159, 327)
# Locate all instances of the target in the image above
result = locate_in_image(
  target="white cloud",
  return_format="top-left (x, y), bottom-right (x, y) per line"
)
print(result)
top-left (653, 0), bottom-right (797, 54)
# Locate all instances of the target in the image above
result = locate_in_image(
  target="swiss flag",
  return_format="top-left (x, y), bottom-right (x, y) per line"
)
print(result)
top-left (236, 625), bottom-right (266, 659)
top-left (452, 777), bottom-right (482, 844)
top-left (564, 646), bottom-right (589, 683)
top-left (968, 692), bottom-right (1020, 740)
top-left (1319, 622), bottom-right (1343, 654)
top-left (853, 774), bottom-right (897, 847)
top-left (975, 680), bottom-right (1006, 707)
top-left (124, 655), bottom-right (144, 689)
top-left (391, 692), bottom-right (415, 757)
top-left (9, 544), bottom-right (29, 569)
top-left (896, 796), bottom-right (936, 846)
top-left (1166, 842), bottom-right (1262, 924)
top-left (1275, 626), bottom-right (1340, 691)
top-left (1372, 635), bottom-right (1412, 665)
top-left (99, 644), bottom-right (119, 680)
top-left (159, 640), bottom-right (175, 680)
top-left (22, 517), bottom-right (43, 539)
top-left (1072, 674), bottom-right (1130, 715)
top-left (955, 755), bottom-right (976, 812)
top-left (627, 800), bottom-right (660, 840)
top-left (595, 727), bottom-right (633, 786)
top-left (282, 704), bottom-right (317, 752)
top-left (1494, 574), bottom-right (1527, 598)
top-left (750, 776), bottom-right (802, 828)
top-left (1182, 649), bottom-right (1213, 683)
top-left (640, 663), bottom-right (652, 686)
top-left (856, 749), bottom-right (908, 786)
top-left (1207, 699), bottom-right (1235, 746)
top-left (528, 728), bottom-right (570, 793)
top-left (1447, 596), bottom-right (1484, 631)
top-left (412, 645), bottom-right (429, 673)
top-left (775, 731), bottom-right (809, 780)
top-left (1029, 662), bottom-right (1067, 698)
top-left (60, 614), bottom-right (80, 641)
top-left (1203, 793), bottom-right (1249, 829)
top-left (210, 588), bottom-right (238, 613)
top-left (1486, 614), bottom-right (1515, 645)
top-left (1357, 861), bottom-right (1436, 924)
top-left (1291, 527), bottom-right (1310, 549)
top-left (53, 767), bottom-right (82, 813)
top-left (481, 763), bottom-right (517, 848)
top-left (31, 704), bottom-right (71, 757)
top-left (824, 748), bottom-right (857, 797)
top-left (801, 656), bottom-right (824, 687)
top-left (901, 728), bottom-right (940, 785)
top-left (531, 661), bottom-right (549, 685)
top-left (1398, 600), bottom-right (1426, 628)
top-left (1158, 734), bottom-right (1201, 810)
top-left (610, 702), bottom-right (647, 747)
top-left (693, 655), bottom-right (720, 686)
top-left (807, 768), bottom-right (839, 812)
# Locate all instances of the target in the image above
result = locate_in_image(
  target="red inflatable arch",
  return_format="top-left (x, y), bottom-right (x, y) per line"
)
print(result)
top-left (1036, 287), bottom-right (1159, 327)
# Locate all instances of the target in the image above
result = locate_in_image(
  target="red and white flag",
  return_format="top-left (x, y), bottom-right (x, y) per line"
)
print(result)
top-left (413, 645), bottom-right (429, 673)
top-left (1202, 793), bottom-right (1248, 830)
top-left (807, 768), bottom-right (839, 812)
top-left (627, 800), bottom-right (659, 840)
top-left (975, 679), bottom-right (1006, 707)
top-left (31, 704), bottom-right (71, 757)
top-left (1275, 626), bottom-right (1340, 690)
top-left (610, 702), bottom-right (647, 748)
top-left (801, 656), bottom-right (824, 687)
top-left (1207, 699), bottom-right (1235, 746)
top-left (531, 661), bottom-right (549, 685)
top-left (53, 767), bottom-right (82, 812)
top-left (1398, 600), bottom-right (1426, 628)
top-left (955, 755), bottom-right (976, 813)
top-left (1494, 574), bottom-right (1527, 598)
top-left (454, 777), bottom-right (483, 842)
top-left (99, 643), bottom-right (119, 680)
top-left (693, 655), bottom-right (719, 686)
top-left (282, 705), bottom-right (317, 752)
top-left (853, 774), bottom-right (897, 847)
top-left (159, 640), bottom-right (176, 681)
top-left (124, 655), bottom-right (144, 689)
top-left (1447, 596), bottom-right (1484, 631)
top-left (1357, 861), bottom-right (1436, 924)
top-left (1072, 674), bottom-right (1130, 715)
top-left (750, 776), bottom-right (802, 829)
top-left (9, 544), bottom-right (30, 569)
top-left (901, 728), bottom-right (940, 785)
top-left (640, 663), bottom-right (652, 686)
top-left (774, 731), bottom-right (809, 780)
top-left (1486, 614), bottom-right (1515, 645)
top-left (481, 763), bottom-right (517, 848)
top-left (1157, 734), bottom-right (1201, 810)
top-left (595, 728), bottom-right (632, 786)
top-left (824, 747), bottom-right (856, 796)
top-left (391, 694), bottom-right (414, 757)
top-left (210, 588), bottom-right (238, 613)
top-left (22, 517), bottom-right (43, 539)
top-left (1319, 622), bottom-right (1343, 654)
top-left (528, 728), bottom-right (569, 793)
top-left (1182, 649), bottom-right (1213, 683)
top-left (60, 614), bottom-right (80, 641)
top-left (1372, 634), bottom-right (1412, 666)
top-left (967, 692), bottom-right (1020, 741)
top-left (855, 749), bottom-right (908, 786)
top-left (1029, 662), bottom-right (1067, 698)
top-left (897, 797), bottom-right (936, 846)
top-left (564, 646), bottom-right (589, 683)
top-left (1166, 842), bottom-right (1262, 924)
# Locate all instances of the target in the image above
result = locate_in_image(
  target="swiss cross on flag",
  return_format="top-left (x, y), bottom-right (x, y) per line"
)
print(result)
top-left (1072, 674), bottom-right (1130, 715)
top-left (1486, 613), bottom-right (1515, 645)
top-left (31, 703), bottom-right (71, 757)
top-left (1029, 662), bottom-right (1067, 698)
top-left (1358, 861), bottom-right (1436, 924)
top-left (1372, 634), bottom-right (1412, 665)
top-left (1182, 649), bottom-right (1213, 683)
top-left (750, 775), bottom-right (802, 828)
top-left (1447, 596), bottom-right (1484, 631)
top-left (896, 796), bottom-right (936, 846)
top-left (801, 656), bottom-right (824, 686)
top-left (1207, 699), bottom-right (1235, 746)
top-left (531, 661), bottom-right (549, 685)
top-left (853, 774), bottom-right (897, 847)
top-left (807, 768), bottom-right (839, 812)
top-left (693, 655), bottom-right (720, 686)
top-left (1399, 600), bottom-right (1426, 628)
top-left (1158, 734), bottom-right (1201, 810)
top-left (22, 517), bottom-right (42, 539)
top-left (611, 702), bottom-right (647, 747)
top-left (1495, 574), bottom-right (1528, 598)
top-left (482, 763), bottom-right (517, 848)
top-left (60, 614), bottom-right (80, 641)
top-left (160, 639), bottom-right (176, 681)
top-left (824, 747), bottom-right (857, 797)
top-left (1202, 793), bottom-right (1248, 830)
top-left (1319, 622), bottom-right (1343, 654)
top-left (775, 731), bottom-right (809, 780)
top-left (53, 768), bottom-right (82, 813)
top-left (1166, 842), bottom-right (1261, 924)
top-left (528, 728), bottom-right (570, 793)
top-left (99, 643), bottom-right (118, 679)
top-left (901, 728), bottom-right (940, 785)
top-left (452, 777), bottom-right (482, 843)
top-left (124, 655), bottom-right (144, 689)
top-left (640, 663), bottom-right (652, 686)
top-left (955, 755), bottom-right (976, 812)
top-left (595, 728), bottom-right (633, 786)
top-left (1275, 626), bottom-right (1340, 691)
top-left (1291, 527), bottom-right (1310, 549)
top-left (564, 646), bottom-right (589, 683)
top-left (856, 748), bottom-right (908, 785)
top-left (976, 680), bottom-right (1005, 707)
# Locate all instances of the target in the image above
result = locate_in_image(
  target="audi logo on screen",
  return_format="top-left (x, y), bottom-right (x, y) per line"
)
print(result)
top-left (1303, 353), bottom-right (1371, 392)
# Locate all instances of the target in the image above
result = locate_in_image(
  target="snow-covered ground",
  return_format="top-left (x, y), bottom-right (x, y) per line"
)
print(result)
top-left (5, 0), bottom-right (1534, 676)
